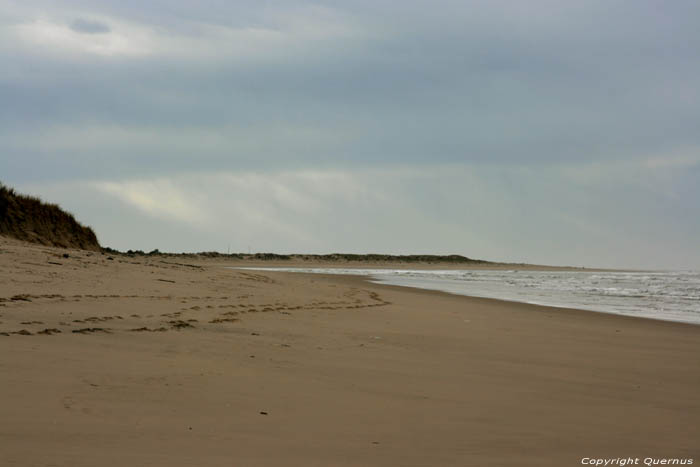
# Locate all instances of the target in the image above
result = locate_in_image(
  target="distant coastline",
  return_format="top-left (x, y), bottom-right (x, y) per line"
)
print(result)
top-left (0, 182), bottom-right (615, 272)
top-left (103, 247), bottom-right (490, 264)
top-left (98, 247), bottom-right (614, 272)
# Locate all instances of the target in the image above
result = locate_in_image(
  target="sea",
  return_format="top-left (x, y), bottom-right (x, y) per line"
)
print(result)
top-left (234, 267), bottom-right (700, 325)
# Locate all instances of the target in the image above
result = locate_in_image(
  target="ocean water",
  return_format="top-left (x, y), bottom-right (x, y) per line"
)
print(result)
top-left (233, 268), bottom-right (700, 325)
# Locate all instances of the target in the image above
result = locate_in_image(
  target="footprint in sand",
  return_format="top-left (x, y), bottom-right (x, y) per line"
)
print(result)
top-left (168, 320), bottom-right (195, 329)
top-left (72, 328), bottom-right (111, 334)
top-left (209, 317), bottom-right (239, 324)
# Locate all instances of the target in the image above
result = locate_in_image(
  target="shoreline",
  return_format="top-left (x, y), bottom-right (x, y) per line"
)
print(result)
top-left (273, 269), bottom-right (700, 329)
top-left (1, 237), bottom-right (699, 466)
top-left (229, 266), bottom-right (700, 327)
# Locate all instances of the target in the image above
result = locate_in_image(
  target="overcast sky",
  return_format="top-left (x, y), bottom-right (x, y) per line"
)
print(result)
top-left (1, 0), bottom-right (699, 269)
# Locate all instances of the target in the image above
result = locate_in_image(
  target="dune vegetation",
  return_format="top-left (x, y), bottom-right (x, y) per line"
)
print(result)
top-left (0, 183), bottom-right (100, 251)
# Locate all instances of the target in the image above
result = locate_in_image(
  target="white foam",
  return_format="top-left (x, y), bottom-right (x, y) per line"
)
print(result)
top-left (231, 267), bottom-right (700, 325)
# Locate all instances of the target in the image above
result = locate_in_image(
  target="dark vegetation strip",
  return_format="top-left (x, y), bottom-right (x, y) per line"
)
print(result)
top-left (2, 182), bottom-right (489, 264)
top-left (0, 182), bottom-right (100, 250)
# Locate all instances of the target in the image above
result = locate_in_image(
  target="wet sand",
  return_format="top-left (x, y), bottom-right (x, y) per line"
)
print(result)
top-left (1, 237), bottom-right (699, 466)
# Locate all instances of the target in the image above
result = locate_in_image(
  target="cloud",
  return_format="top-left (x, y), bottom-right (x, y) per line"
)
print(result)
top-left (1, 0), bottom-right (699, 268)
top-left (89, 170), bottom-right (380, 247)
top-left (644, 150), bottom-right (700, 170)
top-left (70, 18), bottom-right (110, 34)
top-left (15, 163), bottom-right (700, 269)
top-left (9, 18), bottom-right (153, 56)
top-left (2, 1), bottom-right (699, 169)
top-left (2, 3), bottom-right (368, 61)
top-left (93, 179), bottom-right (210, 225)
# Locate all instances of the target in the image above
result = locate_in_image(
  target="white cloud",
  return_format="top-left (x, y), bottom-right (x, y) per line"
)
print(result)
top-left (10, 18), bottom-right (154, 57)
top-left (2, 4), bottom-right (367, 61)
top-left (3, 1), bottom-right (700, 269)
top-left (89, 171), bottom-right (376, 247)
top-left (644, 149), bottom-right (700, 170)
top-left (94, 179), bottom-right (210, 225)
top-left (1, 123), bottom-right (352, 163)
top-left (15, 164), bottom-right (700, 269)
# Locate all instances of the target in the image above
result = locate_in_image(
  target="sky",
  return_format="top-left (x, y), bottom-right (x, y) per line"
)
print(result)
top-left (1, 0), bottom-right (699, 269)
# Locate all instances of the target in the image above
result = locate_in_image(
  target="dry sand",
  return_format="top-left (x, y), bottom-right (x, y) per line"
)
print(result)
top-left (1, 236), bottom-right (699, 466)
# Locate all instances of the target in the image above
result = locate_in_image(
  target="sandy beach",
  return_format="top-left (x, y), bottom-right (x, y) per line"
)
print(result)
top-left (1, 236), bottom-right (699, 467)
